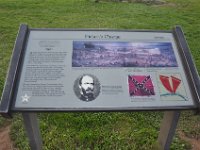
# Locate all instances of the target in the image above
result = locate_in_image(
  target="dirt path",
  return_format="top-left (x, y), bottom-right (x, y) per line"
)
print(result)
top-left (178, 131), bottom-right (200, 150)
top-left (0, 124), bottom-right (15, 150)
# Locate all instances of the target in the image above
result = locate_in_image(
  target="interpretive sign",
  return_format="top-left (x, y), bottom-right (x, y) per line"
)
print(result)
top-left (0, 25), bottom-right (200, 115)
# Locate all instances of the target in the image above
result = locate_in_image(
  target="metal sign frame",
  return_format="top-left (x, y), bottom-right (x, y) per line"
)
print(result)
top-left (0, 24), bottom-right (200, 117)
top-left (0, 24), bottom-right (199, 150)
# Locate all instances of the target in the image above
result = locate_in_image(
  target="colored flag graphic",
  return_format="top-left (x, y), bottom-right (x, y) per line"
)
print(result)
top-left (159, 75), bottom-right (181, 93)
top-left (158, 74), bottom-right (188, 101)
top-left (128, 75), bottom-right (155, 96)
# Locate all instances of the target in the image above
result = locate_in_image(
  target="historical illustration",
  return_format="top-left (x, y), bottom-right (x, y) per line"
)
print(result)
top-left (72, 41), bottom-right (178, 67)
top-left (74, 74), bottom-right (101, 102)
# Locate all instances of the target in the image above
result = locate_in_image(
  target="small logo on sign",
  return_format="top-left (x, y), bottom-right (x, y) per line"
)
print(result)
top-left (21, 94), bottom-right (30, 103)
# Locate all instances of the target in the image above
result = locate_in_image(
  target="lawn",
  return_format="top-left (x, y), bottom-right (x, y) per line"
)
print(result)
top-left (0, 0), bottom-right (200, 149)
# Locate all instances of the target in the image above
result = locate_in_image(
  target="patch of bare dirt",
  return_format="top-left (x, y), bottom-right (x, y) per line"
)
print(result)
top-left (153, 2), bottom-right (177, 7)
top-left (178, 131), bottom-right (200, 150)
top-left (0, 124), bottom-right (15, 150)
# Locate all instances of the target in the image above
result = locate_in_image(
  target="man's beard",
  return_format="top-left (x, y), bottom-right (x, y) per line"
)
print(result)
top-left (82, 88), bottom-right (94, 98)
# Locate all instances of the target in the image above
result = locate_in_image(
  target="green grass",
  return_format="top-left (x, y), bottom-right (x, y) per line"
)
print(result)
top-left (11, 112), bottom-right (193, 150)
top-left (0, 0), bottom-right (200, 149)
top-left (11, 112), bottom-right (163, 150)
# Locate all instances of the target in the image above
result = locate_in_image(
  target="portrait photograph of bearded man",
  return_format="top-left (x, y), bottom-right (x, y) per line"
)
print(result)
top-left (74, 74), bottom-right (101, 102)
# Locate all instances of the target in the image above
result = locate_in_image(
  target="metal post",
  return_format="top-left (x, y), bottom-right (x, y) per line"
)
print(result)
top-left (22, 113), bottom-right (42, 150)
top-left (158, 111), bottom-right (180, 150)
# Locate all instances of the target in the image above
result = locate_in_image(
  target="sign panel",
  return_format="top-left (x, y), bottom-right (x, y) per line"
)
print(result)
top-left (11, 28), bottom-right (199, 111)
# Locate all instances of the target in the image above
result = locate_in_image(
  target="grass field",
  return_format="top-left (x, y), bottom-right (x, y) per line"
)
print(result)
top-left (0, 0), bottom-right (200, 149)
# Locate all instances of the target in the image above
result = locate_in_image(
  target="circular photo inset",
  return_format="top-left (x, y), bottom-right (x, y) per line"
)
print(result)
top-left (74, 74), bottom-right (101, 102)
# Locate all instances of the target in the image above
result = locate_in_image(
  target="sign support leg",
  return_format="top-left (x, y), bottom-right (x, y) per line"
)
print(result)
top-left (22, 113), bottom-right (42, 150)
top-left (158, 111), bottom-right (180, 150)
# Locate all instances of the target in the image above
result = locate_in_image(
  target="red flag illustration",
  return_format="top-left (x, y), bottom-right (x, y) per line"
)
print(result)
top-left (128, 75), bottom-right (155, 96)
top-left (171, 76), bottom-right (181, 93)
top-left (159, 75), bottom-right (173, 93)
top-left (159, 75), bottom-right (181, 93)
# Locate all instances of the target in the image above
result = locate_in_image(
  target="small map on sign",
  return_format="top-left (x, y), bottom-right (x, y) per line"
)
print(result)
top-left (158, 74), bottom-right (188, 101)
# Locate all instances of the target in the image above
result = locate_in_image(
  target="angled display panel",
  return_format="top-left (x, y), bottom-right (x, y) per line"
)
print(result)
top-left (1, 25), bottom-right (200, 113)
